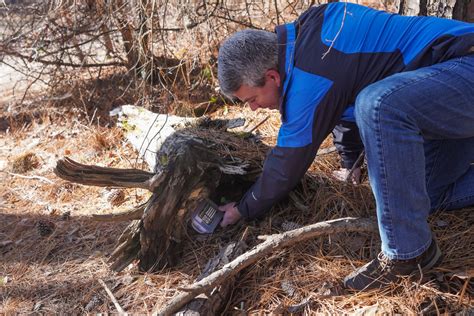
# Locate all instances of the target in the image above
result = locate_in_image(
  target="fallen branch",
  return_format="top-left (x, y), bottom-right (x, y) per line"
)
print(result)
top-left (345, 150), bottom-right (365, 182)
top-left (176, 240), bottom-right (248, 315)
top-left (155, 217), bottom-right (378, 315)
top-left (98, 279), bottom-right (126, 315)
top-left (54, 157), bottom-right (161, 191)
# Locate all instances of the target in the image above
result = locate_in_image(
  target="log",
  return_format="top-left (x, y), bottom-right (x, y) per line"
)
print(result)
top-left (109, 220), bottom-right (141, 272)
top-left (155, 217), bottom-right (378, 315)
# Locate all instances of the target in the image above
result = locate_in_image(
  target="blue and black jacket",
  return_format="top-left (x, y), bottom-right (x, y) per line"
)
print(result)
top-left (237, 2), bottom-right (474, 219)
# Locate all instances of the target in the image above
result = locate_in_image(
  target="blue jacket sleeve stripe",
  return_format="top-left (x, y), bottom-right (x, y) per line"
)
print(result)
top-left (277, 67), bottom-right (333, 148)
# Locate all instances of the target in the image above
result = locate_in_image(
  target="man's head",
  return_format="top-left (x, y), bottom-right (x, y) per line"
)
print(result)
top-left (218, 29), bottom-right (280, 111)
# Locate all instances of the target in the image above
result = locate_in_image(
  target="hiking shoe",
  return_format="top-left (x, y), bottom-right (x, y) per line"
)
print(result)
top-left (343, 239), bottom-right (442, 291)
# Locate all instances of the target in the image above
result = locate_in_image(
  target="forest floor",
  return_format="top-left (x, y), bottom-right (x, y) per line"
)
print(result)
top-left (0, 68), bottom-right (472, 314)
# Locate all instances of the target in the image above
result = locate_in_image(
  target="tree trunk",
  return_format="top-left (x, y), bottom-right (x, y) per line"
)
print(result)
top-left (453, 0), bottom-right (473, 21)
top-left (399, 0), bottom-right (472, 20)
top-left (138, 136), bottom-right (225, 271)
top-left (426, 0), bottom-right (457, 17)
top-left (400, 0), bottom-right (421, 15)
top-left (114, 0), bottom-right (141, 71)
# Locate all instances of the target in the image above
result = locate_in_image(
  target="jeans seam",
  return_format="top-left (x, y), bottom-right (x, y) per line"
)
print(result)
top-left (373, 96), bottom-right (395, 251)
top-left (426, 140), bottom-right (445, 211)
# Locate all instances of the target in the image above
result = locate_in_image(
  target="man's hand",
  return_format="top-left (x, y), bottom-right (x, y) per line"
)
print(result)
top-left (218, 202), bottom-right (242, 227)
top-left (332, 167), bottom-right (361, 185)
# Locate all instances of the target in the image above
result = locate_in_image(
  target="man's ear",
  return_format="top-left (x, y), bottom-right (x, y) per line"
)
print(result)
top-left (265, 69), bottom-right (281, 88)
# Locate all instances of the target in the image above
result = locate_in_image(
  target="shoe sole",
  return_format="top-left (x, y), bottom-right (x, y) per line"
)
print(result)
top-left (415, 241), bottom-right (443, 275)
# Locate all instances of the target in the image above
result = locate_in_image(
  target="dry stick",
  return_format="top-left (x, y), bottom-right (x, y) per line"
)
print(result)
top-left (274, 0), bottom-right (281, 25)
top-left (345, 150), bottom-right (365, 183)
top-left (316, 146), bottom-right (337, 156)
top-left (98, 279), bottom-right (126, 315)
top-left (246, 115), bottom-right (270, 134)
top-left (458, 276), bottom-right (471, 304)
top-left (154, 217), bottom-right (378, 315)
top-left (6, 171), bottom-right (55, 184)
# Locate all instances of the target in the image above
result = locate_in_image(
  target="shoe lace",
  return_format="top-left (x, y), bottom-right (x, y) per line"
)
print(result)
top-left (377, 252), bottom-right (394, 270)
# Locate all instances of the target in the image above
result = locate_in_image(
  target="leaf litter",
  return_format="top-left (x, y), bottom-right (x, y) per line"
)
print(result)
top-left (0, 105), bottom-right (472, 314)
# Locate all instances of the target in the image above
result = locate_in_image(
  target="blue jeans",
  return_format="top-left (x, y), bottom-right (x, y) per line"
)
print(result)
top-left (355, 55), bottom-right (474, 260)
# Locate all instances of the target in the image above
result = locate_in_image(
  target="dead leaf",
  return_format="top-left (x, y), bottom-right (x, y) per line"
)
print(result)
top-left (0, 276), bottom-right (9, 285)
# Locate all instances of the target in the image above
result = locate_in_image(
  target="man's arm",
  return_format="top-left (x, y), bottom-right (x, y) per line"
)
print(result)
top-left (218, 144), bottom-right (319, 227)
top-left (236, 144), bottom-right (319, 219)
top-left (332, 119), bottom-right (364, 169)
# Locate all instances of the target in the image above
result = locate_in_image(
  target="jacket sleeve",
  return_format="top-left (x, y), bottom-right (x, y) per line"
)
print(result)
top-left (237, 144), bottom-right (318, 219)
top-left (332, 115), bottom-right (364, 169)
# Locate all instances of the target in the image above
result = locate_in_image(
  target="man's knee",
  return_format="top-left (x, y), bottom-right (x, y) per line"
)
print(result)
top-left (356, 77), bottom-right (418, 136)
top-left (355, 82), bottom-right (387, 134)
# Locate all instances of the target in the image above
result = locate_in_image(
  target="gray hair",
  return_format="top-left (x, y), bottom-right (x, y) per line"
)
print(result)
top-left (218, 29), bottom-right (278, 97)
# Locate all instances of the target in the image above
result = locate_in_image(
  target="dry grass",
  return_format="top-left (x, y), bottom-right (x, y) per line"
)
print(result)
top-left (0, 105), bottom-right (472, 315)
top-left (10, 152), bottom-right (41, 174)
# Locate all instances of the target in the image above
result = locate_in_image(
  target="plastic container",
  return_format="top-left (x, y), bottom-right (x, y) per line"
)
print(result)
top-left (191, 199), bottom-right (224, 234)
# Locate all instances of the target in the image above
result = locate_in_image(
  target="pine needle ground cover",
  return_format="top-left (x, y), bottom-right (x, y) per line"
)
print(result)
top-left (1, 105), bottom-right (472, 314)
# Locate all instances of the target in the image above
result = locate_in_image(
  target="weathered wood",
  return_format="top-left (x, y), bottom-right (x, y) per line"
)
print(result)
top-left (54, 157), bottom-right (161, 191)
top-left (138, 138), bottom-right (224, 271)
top-left (176, 241), bottom-right (248, 315)
top-left (109, 220), bottom-right (141, 272)
top-left (155, 217), bottom-right (378, 315)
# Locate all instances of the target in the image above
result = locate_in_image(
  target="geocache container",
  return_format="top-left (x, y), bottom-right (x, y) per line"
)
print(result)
top-left (191, 199), bottom-right (224, 234)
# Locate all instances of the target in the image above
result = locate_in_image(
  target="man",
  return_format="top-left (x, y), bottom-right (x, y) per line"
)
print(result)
top-left (217, 2), bottom-right (474, 291)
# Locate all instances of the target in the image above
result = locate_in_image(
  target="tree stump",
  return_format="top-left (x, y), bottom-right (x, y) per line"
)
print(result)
top-left (54, 119), bottom-right (267, 272)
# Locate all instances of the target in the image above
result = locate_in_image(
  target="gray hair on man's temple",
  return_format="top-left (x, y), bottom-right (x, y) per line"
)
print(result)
top-left (217, 29), bottom-right (278, 97)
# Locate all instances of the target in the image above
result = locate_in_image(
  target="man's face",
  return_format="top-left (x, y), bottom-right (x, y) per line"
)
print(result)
top-left (233, 70), bottom-right (281, 111)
